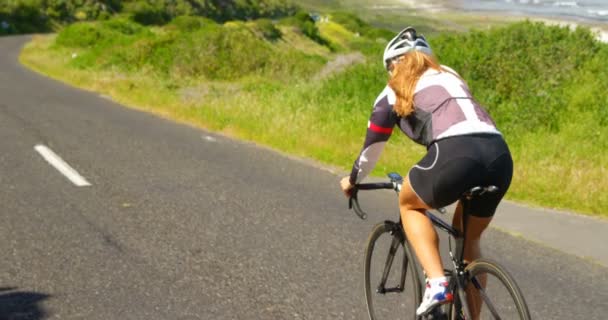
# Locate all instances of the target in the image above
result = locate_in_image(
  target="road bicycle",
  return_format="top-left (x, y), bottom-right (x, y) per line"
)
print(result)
top-left (349, 172), bottom-right (531, 320)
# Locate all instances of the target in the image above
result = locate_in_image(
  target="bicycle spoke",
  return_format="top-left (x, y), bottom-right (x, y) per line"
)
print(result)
top-left (463, 259), bottom-right (531, 320)
top-left (472, 276), bottom-right (502, 320)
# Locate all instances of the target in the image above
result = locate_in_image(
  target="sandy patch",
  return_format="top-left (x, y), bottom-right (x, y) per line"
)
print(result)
top-left (526, 17), bottom-right (608, 43)
top-left (314, 52), bottom-right (366, 81)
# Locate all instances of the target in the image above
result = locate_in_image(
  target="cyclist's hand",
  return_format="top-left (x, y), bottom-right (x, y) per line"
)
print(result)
top-left (340, 176), bottom-right (354, 197)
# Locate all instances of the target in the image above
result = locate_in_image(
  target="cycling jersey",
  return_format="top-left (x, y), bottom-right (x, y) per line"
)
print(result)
top-left (349, 66), bottom-right (501, 184)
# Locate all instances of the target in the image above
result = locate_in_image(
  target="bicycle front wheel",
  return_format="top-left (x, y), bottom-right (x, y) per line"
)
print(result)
top-left (451, 258), bottom-right (531, 320)
top-left (364, 221), bottom-right (421, 320)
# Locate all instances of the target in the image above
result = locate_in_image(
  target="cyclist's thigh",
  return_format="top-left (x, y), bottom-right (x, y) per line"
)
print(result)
top-left (400, 175), bottom-right (432, 210)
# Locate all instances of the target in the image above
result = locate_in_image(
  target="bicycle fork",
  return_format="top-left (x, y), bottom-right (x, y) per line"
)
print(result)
top-left (377, 222), bottom-right (407, 294)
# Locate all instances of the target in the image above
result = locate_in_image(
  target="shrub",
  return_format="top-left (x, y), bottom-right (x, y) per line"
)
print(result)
top-left (330, 11), bottom-right (392, 40)
top-left (55, 22), bottom-right (102, 47)
top-left (56, 18), bottom-right (149, 48)
top-left (208, 0), bottom-right (297, 22)
top-left (0, 1), bottom-right (50, 34)
top-left (171, 25), bottom-right (275, 80)
top-left (128, 1), bottom-right (170, 25)
top-left (1, 0), bottom-right (299, 34)
top-left (119, 0), bottom-right (297, 23)
top-left (170, 15), bottom-right (216, 32)
top-left (135, 36), bottom-right (177, 74)
top-left (42, 0), bottom-right (119, 24)
top-left (432, 21), bottom-right (602, 134)
top-left (101, 17), bottom-right (147, 35)
top-left (280, 11), bottom-right (329, 46)
top-left (252, 18), bottom-right (282, 40)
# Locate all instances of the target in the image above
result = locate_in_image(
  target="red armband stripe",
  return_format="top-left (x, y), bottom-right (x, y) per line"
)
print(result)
top-left (368, 122), bottom-right (393, 135)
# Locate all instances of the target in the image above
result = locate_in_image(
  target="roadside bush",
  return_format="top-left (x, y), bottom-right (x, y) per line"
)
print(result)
top-left (120, 0), bottom-right (297, 23)
top-left (252, 19), bottom-right (282, 40)
top-left (0, 0), bottom-right (297, 34)
top-left (0, 0), bottom-right (121, 34)
top-left (102, 17), bottom-right (147, 35)
top-left (53, 15), bottom-right (326, 82)
top-left (171, 25), bottom-right (275, 80)
top-left (133, 36), bottom-right (177, 74)
top-left (56, 19), bottom-right (149, 48)
top-left (0, 1), bottom-right (50, 34)
top-left (55, 22), bottom-right (102, 47)
top-left (207, 0), bottom-right (297, 22)
top-left (170, 15), bottom-right (216, 32)
top-left (128, 1), bottom-right (170, 25)
top-left (433, 21), bottom-right (602, 135)
top-left (44, 0), bottom-right (121, 22)
top-left (566, 44), bottom-right (608, 127)
top-left (330, 11), bottom-right (392, 40)
top-left (280, 11), bottom-right (329, 46)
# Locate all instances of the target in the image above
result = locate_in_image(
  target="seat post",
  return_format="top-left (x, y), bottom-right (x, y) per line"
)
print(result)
top-left (458, 197), bottom-right (472, 264)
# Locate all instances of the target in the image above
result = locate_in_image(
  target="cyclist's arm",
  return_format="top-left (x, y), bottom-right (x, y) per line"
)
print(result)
top-left (349, 88), bottom-right (398, 185)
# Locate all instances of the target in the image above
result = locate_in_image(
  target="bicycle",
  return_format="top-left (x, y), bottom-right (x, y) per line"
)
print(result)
top-left (349, 172), bottom-right (531, 320)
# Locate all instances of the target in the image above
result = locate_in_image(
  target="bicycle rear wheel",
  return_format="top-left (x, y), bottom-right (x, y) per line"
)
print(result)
top-left (364, 221), bottom-right (421, 320)
top-left (450, 258), bottom-right (531, 320)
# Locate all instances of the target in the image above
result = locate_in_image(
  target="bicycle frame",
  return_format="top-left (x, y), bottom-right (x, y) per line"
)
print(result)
top-left (354, 173), bottom-right (523, 320)
top-left (351, 176), bottom-right (481, 319)
top-left (371, 212), bottom-right (475, 319)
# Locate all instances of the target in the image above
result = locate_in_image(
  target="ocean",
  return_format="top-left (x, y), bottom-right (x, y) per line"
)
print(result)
top-left (456, 0), bottom-right (608, 23)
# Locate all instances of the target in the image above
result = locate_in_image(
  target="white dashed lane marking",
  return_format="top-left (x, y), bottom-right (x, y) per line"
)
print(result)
top-left (203, 135), bottom-right (217, 142)
top-left (34, 144), bottom-right (91, 187)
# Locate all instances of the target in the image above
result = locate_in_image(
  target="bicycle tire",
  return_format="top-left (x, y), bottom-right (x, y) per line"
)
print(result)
top-left (364, 221), bottom-right (422, 320)
top-left (449, 258), bottom-right (531, 320)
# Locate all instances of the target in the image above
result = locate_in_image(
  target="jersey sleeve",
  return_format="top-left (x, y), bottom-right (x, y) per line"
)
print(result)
top-left (349, 87), bottom-right (398, 184)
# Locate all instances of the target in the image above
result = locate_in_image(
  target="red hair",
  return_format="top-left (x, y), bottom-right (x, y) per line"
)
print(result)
top-left (388, 51), bottom-right (442, 117)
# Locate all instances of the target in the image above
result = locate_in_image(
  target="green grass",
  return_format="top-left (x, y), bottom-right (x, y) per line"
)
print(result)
top-left (19, 12), bottom-right (608, 218)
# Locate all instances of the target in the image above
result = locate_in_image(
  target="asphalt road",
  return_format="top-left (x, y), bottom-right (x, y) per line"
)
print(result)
top-left (1, 35), bottom-right (607, 319)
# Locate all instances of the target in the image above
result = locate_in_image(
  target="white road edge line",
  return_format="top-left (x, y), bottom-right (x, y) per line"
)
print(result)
top-left (34, 144), bottom-right (91, 187)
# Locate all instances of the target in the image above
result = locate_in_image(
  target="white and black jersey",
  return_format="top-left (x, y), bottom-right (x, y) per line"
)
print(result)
top-left (349, 66), bottom-right (501, 185)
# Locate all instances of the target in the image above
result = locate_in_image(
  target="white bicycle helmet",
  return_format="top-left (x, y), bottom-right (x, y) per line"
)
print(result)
top-left (383, 26), bottom-right (432, 71)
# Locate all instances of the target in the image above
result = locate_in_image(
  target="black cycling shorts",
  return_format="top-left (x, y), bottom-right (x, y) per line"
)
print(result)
top-left (408, 134), bottom-right (513, 217)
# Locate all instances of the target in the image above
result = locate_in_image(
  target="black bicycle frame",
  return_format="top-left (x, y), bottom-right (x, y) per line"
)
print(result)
top-left (426, 198), bottom-right (472, 270)
top-left (428, 197), bottom-right (476, 320)
top-left (352, 174), bottom-right (496, 320)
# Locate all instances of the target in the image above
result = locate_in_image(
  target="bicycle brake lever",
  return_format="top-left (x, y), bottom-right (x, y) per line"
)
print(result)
top-left (348, 189), bottom-right (367, 220)
top-left (348, 189), bottom-right (358, 209)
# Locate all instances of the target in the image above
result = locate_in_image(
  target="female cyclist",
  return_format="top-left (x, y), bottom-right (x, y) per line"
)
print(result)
top-left (339, 27), bottom-right (513, 318)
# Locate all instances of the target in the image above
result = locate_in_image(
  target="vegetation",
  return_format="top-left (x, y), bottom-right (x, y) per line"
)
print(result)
top-left (17, 2), bottom-right (608, 216)
top-left (0, 0), bottom-right (297, 34)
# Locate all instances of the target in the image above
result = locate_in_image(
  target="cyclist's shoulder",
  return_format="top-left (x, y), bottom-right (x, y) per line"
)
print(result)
top-left (439, 64), bottom-right (459, 75)
top-left (374, 85), bottom-right (396, 108)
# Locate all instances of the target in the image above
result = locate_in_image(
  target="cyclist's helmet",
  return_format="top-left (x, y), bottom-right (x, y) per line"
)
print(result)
top-left (383, 26), bottom-right (433, 71)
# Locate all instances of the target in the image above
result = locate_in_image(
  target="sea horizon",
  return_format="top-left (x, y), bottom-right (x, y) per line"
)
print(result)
top-left (457, 0), bottom-right (608, 24)
top-left (391, 0), bottom-right (608, 24)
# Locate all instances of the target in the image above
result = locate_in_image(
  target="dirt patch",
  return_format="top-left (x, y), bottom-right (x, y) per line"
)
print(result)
top-left (314, 52), bottom-right (366, 81)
